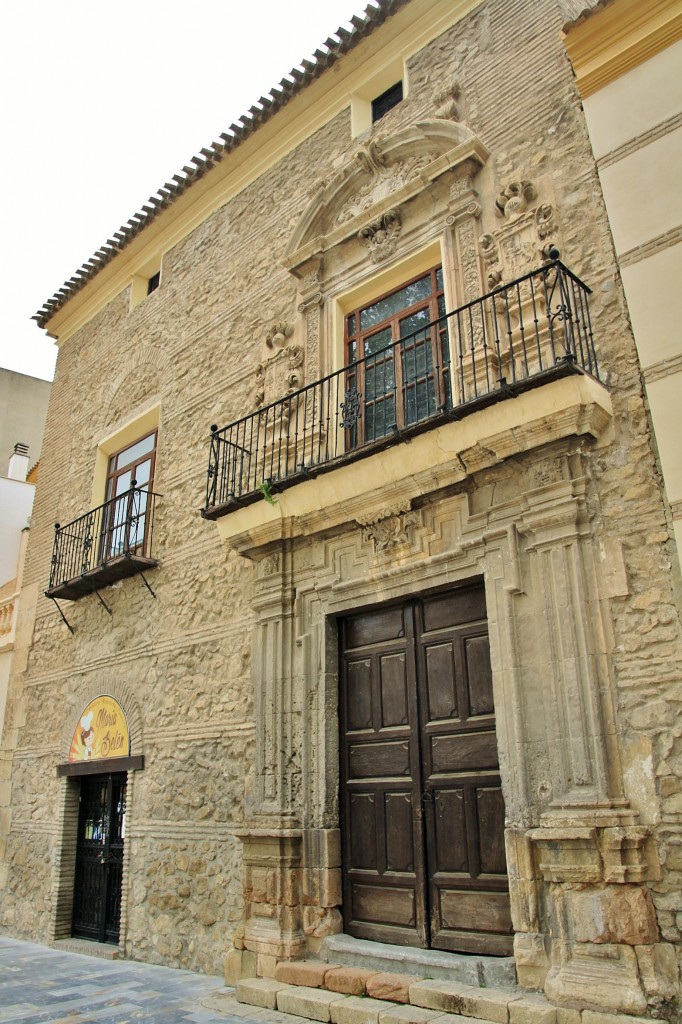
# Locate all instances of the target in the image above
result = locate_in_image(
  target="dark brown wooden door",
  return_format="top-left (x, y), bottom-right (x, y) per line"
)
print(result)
top-left (339, 583), bottom-right (512, 955)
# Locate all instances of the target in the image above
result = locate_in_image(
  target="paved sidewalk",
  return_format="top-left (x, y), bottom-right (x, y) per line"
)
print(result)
top-left (0, 936), bottom-right (305, 1024)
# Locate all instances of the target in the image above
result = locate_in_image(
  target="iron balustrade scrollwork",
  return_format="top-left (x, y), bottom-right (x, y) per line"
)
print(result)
top-left (48, 486), bottom-right (160, 593)
top-left (204, 261), bottom-right (599, 515)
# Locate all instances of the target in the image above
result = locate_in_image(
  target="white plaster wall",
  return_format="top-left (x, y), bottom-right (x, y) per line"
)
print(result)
top-left (0, 478), bottom-right (35, 587)
top-left (620, 242), bottom-right (682, 368)
top-left (582, 38), bottom-right (682, 159)
top-left (597, 127), bottom-right (682, 254)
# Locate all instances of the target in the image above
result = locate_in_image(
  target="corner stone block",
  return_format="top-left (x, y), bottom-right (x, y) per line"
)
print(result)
top-left (570, 887), bottom-right (659, 945)
top-left (635, 942), bottom-right (680, 998)
top-left (408, 981), bottom-right (512, 1024)
top-left (236, 977), bottom-right (291, 1010)
top-left (326, 966), bottom-right (379, 995)
top-left (241, 949), bottom-right (258, 978)
top-left (509, 993), bottom-right (557, 1024)
top-left (225, 948), bottom-right (242, 985)
top-left (332, 996), bottom-right (400, 1024)
top-left (258, 953), bottom-right (278, 978)
top-left (513, 931), bottom-right (549, 989)
top-left (277, 985), bottom-right (348, 1022)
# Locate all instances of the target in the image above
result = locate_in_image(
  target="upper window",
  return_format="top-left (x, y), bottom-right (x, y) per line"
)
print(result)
top-left (344, 266), bottom-right (450, 444)
top-left (147, 271), bottom-right (160, 295)
top-left (372, 81), bottom-right (403, 123)
top-left (103, 431), bottom-right (157, 557)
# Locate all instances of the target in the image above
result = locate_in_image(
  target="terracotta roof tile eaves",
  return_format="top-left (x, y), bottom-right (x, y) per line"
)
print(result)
top-left (35, 0), bottom-right (406, 330)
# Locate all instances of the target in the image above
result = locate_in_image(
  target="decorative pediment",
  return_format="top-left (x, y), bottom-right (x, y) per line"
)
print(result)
top-left (282, 120), bottom-right (489, 273)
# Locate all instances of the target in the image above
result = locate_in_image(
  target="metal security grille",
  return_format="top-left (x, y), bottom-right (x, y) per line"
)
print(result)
top-left (72, 774), bottom-right (126, 944)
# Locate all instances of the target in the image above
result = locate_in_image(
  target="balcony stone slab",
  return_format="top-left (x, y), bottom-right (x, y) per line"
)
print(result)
top-left (215, 373), bottom-right (612, 558)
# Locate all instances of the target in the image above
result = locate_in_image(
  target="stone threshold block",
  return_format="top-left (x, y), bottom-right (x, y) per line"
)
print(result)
top-left (326, 966), bottom-right (380, 995)
top-left (236, 977), bottom-right (293, 1010)
top-left (276, 960), bottom-right (343, 987)
top-left (367, 972), bottom-right (418, 1003)
top-left (278, 984), bottom-right (350, 1022)
top-left (409, 980), bottom-right (518, 1024)
top-left (332, 995), bottom-right (401, 1024)
top-left (378, 1008), bottom-right (453, 1024)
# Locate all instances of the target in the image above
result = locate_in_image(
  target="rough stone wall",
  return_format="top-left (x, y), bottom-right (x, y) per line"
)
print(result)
top-left (0, 0), bottom-right (680, 999)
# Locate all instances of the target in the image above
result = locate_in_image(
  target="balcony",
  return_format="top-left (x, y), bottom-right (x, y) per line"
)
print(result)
top-left (46, 486), bottom-right (160, 601)
top-left (203, 261), bottom-right (601, 522)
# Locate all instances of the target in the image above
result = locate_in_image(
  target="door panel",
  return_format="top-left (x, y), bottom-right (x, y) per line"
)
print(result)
top-left (340, 606), bottom-right (427, 947)
top-left (340, 584), bottom-right (511, 955)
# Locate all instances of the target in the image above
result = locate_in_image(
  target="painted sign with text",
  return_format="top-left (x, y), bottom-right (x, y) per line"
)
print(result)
top-left (68, 695), bottom-right (130, 762)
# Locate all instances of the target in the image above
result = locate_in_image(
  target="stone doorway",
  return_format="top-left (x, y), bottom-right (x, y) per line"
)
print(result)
top-left (339, 582), bottom-right (512, 955)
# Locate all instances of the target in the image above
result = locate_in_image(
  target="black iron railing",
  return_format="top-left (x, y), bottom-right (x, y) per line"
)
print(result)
top-left (204, 261), bottom-right (598, 516)
top-left (47, 486), bottom-right (160, 595)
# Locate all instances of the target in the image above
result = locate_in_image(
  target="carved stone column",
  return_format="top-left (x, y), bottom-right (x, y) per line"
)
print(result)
top-left (232, 543), bottom-right (307, 965)
top-left (444, 170), bottom-right (493, 403)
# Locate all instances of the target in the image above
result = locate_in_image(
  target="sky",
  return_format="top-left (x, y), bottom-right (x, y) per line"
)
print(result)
top-left (0, 0), bottom-right (369, 383)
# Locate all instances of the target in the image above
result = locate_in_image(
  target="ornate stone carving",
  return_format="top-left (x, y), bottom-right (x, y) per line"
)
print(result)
top-left (434, 81), bottom-right (460, 120)
top-left (265, 321), bottom-right (293, 350)
top-left (336, 141), bottom-right (438, 225)
top-left (358, 209), bottom-right (402, 263)
top-left (482, 179), bottom-right (563, 282)
top-left (255, 342), bottom-right (304, 409)
top-left (450, 174), bottom-right (474, 201)
top-left (356, 500), bottom-right (421, 553)
top-left (535, 203), bottom-right (556, 240)
top-left (496, 180), bottom-right (536, 219)
top-left (259, 553), bottom-right (280, 577)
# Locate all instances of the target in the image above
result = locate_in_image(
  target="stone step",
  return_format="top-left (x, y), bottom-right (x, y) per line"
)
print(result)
top-left (320, 935), bottom-right (517, 990)
top-left (235, 976), bottom-right (558, 1024)
top-left (52, 937), bottom-right (119, 960)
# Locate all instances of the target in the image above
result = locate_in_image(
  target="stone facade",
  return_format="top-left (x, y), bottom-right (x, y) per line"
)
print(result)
top-left (1, 0), bottom-right (681, 1019)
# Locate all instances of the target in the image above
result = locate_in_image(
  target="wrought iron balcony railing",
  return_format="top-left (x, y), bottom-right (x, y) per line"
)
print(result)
top-left (46, 485), bottom-right (160, 601)
top-left (203, 261), bottom-right (599, 519)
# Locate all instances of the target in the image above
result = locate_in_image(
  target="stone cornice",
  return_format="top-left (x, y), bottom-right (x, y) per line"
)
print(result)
top-left (563, 0), bottom-right (682, 98)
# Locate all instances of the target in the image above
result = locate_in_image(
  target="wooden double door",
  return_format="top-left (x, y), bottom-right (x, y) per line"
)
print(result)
top-left (72, 774), bottom-right (126, 944)
top-left (339, 584), bottom-right (512, 955)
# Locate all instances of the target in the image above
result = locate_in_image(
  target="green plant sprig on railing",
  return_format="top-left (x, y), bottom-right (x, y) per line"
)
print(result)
top-left (258, 481), bottom-right (278, 505)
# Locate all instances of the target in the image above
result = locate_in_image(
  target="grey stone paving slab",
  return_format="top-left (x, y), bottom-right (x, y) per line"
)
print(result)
top-left (0, 936), bottom-right (228, 1023)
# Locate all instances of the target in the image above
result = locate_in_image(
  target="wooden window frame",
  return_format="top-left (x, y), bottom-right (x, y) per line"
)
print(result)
top-left (344, 265), bottom-right (449, 444)
top-left (102, 430), bottom-right (158, 559)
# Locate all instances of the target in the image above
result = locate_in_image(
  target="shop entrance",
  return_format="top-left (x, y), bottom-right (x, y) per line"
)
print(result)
top-left (339, 583), bottom-right (512, 955)
top-left (72, 773), bottom-right (126, 944)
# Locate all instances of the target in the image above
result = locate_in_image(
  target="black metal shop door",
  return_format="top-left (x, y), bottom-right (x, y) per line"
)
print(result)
top-left (72, 773), bottom-right (126, 943)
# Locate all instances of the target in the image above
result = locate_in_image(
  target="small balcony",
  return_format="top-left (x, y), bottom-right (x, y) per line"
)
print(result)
top-left (46, 486), bottom-right (160, 601)
top-left (203, 261), bottom-right (600, 521)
